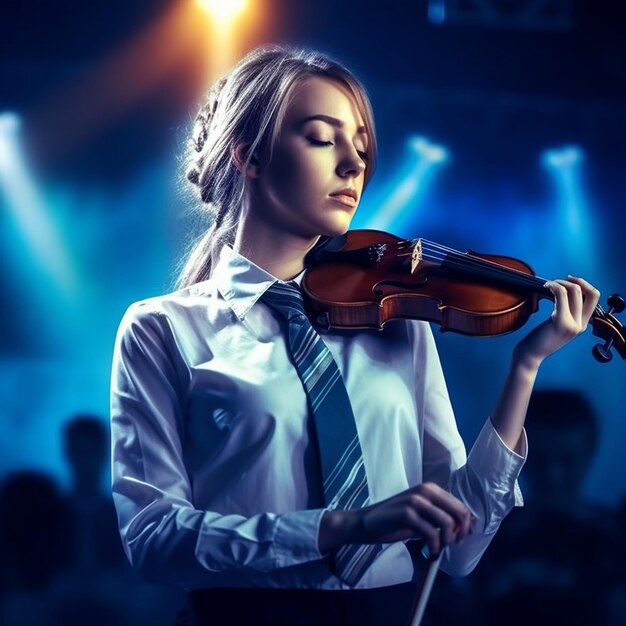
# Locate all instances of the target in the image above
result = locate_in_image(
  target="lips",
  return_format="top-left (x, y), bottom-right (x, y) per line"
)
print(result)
top-left (329, 188), bottom-right (358, 207)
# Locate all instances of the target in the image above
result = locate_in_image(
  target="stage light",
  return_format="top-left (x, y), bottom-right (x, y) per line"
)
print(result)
top-left (541, 145), bottom-right (584, 169)
top-left (192, 0), bottom-right (258, 78)
top-left (0, 112), bottom-right (77, 297)
top-left (0, 112), bottom-right (21, 168)
top-left (196, 0), bottom-right (248, 24)
top-left (427, 0), bottom-right (573, 32)
top-left (357, 135), bottom-right (450, 233)
top-left (408, 136), bottom-right (449, 164)
top-left (0, 111), bottom-right (20, 134)
top-left (428, 0), bottom-right (446, 25)
top-left (540, 144), bottom-right (595, 274)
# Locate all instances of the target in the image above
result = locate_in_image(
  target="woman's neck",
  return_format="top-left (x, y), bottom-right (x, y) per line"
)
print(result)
top-left (233, 213), bottom-right (320, 281)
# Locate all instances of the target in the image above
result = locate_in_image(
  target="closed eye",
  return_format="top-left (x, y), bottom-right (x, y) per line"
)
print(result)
top-left (308, 138), bottom-right (369, 163)
top-left (307, 138), bottom-right (333, 147)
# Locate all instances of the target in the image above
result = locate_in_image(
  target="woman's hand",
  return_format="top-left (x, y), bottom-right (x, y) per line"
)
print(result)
top-left (514, 276), bottom-right (601, 371)
top-left (319, 482), bottom-right (472, 558)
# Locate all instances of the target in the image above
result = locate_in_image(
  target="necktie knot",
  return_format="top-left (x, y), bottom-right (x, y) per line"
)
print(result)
top-left (262, 281), bottom-right (308, 322)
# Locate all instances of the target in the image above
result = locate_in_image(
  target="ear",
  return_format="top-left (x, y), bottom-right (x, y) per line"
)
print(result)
top-left (232, 143), bottom-right (260, 178)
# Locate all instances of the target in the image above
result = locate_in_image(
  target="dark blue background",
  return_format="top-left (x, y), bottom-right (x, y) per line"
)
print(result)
top-left (1, 0), bottom-right (623, 502)
top-left (1, 2), bottom-right (625, 624)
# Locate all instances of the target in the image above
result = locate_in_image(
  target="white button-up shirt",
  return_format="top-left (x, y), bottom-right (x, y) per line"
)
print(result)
top-left (110, 244), bottom-right (525, 590)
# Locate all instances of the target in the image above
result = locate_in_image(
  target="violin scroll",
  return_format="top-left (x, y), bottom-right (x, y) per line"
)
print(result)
top-left (591, 294), bottom-right (626, 363)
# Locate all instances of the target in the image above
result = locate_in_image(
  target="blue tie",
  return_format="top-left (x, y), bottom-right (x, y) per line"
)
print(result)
top-left (262, 280), bottom-right (382, 585)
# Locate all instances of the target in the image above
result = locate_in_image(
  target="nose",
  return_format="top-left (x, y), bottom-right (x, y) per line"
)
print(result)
top-left (337, 146), bottom-right (366, 179)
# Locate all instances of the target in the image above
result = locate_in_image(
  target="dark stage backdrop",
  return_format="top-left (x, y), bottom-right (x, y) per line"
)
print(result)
top-left (0, 4), bottom-right (624, 623)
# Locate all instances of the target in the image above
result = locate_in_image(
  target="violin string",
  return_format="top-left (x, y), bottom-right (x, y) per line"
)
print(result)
top-left (424, 249), bottom-right (546, 291)
top-left (389, 241), bottom-right (539, 288)
top-left (392, 238), bottom-right (499, 265)
top-left (422, 246), bottom-right (608, 318)
top-left (385, 239), bottom-right (547, 291)
top-left (420, 240), bottom-right (548, 288)
top-left (383, 239), bottom-right (609, 319)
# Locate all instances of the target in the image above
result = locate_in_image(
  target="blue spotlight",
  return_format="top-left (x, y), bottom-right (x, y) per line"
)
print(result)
top-left (408, 136), bottom-right (449, 164)
top-left (540, 144), bottom-right (595, 274)
top-left (0, 112), bottom-right (77, 297)
top-left (0, 113), bottom-right (21, 167)
top-left (541, 145), bottom-right (584, 169)
top-left (360, 136), bottom-right (449, 233)
top-left (428, 0), bottom-right (446, 24)
top-left (0, 112), bottom-right (20, 132)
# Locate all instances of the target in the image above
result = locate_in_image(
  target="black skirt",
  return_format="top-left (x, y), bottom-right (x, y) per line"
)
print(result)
top-left (175, 581), bottom-right (431, 626)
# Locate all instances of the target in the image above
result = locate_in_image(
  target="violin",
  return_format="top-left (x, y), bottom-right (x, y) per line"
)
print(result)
top-left (302, 229), bottom-right (626, 363)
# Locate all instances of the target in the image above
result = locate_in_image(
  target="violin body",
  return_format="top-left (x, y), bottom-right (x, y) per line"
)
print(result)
top-left (303, 230), bottom-right (544, 336)
top-left (302, 229), bottom-right (626, 362)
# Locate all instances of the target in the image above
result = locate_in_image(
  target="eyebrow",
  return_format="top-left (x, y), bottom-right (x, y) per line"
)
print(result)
top-left (299, 114), bottom-right (367, 135)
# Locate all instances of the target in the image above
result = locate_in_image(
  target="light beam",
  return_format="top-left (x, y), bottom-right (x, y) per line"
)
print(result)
top-left (361, 136), bottom-right (449, 233)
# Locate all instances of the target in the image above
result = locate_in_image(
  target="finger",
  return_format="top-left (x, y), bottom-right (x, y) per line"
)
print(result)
top-left (421, 483), bottom-right (473, 536)
top-left (545, 280), bottom-right (576, 330)
top-left (567, 275), bottom-right (601, 326)
top-left (402, 506), bottom-right (445, 556)
top-left (545, 279), bottom-right (567, 314)
top-left (413, 484), bottom-right (472, 540)
top-left (553, 278), bottom-right (583, 324)
top-left (408, 496), bottom-right (460, 547)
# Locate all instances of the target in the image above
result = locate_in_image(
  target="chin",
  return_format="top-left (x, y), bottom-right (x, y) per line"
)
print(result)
top-left (323, 223), bottom-right (351, 237)
top-left (319, 212), bottom-right (355, 237)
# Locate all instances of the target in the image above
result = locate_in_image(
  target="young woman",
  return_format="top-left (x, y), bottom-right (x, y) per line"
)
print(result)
top-left (110, 45), bottom-right (600, 625)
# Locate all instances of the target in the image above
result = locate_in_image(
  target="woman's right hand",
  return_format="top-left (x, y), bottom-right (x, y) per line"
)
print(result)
top-left (319, 482), bottom-right (472, 558)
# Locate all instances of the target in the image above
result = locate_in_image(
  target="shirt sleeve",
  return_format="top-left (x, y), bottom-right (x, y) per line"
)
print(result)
top-left (110, 302), bottom-right (325, 588)
top-left (413, 321), bottom-right (526, 577)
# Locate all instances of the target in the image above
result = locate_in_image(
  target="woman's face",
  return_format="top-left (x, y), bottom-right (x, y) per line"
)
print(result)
top-left (250, 76), bottom-right (370, 240)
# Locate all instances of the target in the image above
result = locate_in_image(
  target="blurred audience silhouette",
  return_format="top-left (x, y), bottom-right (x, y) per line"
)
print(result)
top-left (0, 398), bottom-right (621, 625)
top-left (470, 389), bottom-right (617, 625)
top-left (606, 495), bottom-right (626, 625)
top-left (428, 388), bottom-right (620, 625)
top-left (63, 414), bottom-right (126, 572)
top-left (0, 414), bottom-right (183, 626)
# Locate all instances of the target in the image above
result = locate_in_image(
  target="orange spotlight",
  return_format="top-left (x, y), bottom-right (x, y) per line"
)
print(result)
top-left (24, 0), bottom-right (274, 168)
top-left (194, 0), bottom-right (254, 77)
top-left (196, 0), bottom-right (248, 25)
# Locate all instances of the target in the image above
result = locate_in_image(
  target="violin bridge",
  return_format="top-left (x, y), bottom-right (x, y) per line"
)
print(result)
top-left (411, 239), bottom-right (423, 274)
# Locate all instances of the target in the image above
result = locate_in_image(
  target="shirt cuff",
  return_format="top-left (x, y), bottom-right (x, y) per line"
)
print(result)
top-left (466, 418), bottom-right (527, 533)
top-left (273, 508), bottom-right (326, 567)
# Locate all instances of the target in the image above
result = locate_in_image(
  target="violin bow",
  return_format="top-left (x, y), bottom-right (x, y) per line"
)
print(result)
top-left (407, 549), bottom-right (444, 626)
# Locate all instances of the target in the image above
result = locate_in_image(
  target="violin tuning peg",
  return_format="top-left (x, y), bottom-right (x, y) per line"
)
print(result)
top-left (591, 294), bottom-right (625, 363)
top-left (593, 341), bottom-right (614, 363)
top-left (607, 294), bottom-right (626, 315)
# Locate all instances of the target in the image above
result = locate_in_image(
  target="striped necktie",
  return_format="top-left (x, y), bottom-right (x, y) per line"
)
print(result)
top-left (262, 280), bottom-right (382, 585)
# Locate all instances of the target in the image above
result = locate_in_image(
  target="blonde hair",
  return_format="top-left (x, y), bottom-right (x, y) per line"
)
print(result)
top-left (178, 44), bottom-right (377, 287)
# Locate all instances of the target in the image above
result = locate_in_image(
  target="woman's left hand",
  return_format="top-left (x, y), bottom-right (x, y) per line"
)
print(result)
top-left (514, 276), bottom-right (601, 370)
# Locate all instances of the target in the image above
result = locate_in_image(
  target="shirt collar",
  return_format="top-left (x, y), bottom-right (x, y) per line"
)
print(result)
top-left (201, 245), bottom-right (304, 322)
